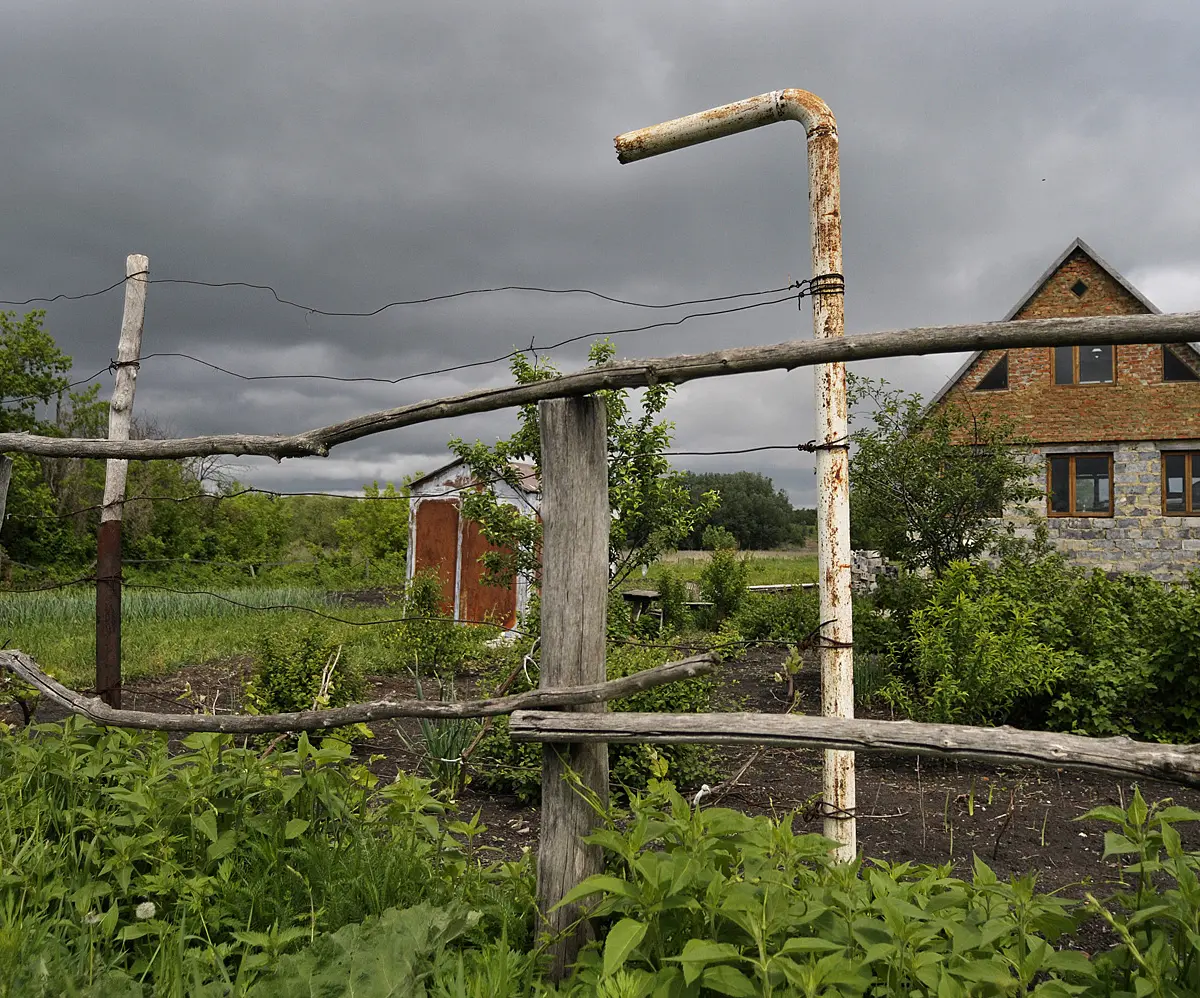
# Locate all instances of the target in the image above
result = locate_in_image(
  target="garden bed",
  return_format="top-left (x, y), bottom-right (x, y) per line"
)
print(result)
top-left (13, 640), bottom-right (1199, 904)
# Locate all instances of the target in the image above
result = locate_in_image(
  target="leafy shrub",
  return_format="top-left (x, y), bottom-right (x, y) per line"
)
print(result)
top-left (563, 780), bottom-right (1095, 996)
top-left (387, 570), bottom-right (498, 676)
top-left (699, 547), bottom-right (750, 626)
top-left (244, 622), bottom-right (364, 716)
top-left (472, 643), bottom-right (719, 801)
top-left (733, 586), bottom-right (818, 645)
top-left (0, 720), bottom-right (533, 994)
top-left (700, 523), bottom-right (738, 551)
top-left (655, 568), bottom-right (691, 633)
top-left (899, 562), bottom-right (1071, 725)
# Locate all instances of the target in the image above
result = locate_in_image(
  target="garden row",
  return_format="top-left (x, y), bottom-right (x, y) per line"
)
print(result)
top-left (2, 717), bottom-right (1198, 997)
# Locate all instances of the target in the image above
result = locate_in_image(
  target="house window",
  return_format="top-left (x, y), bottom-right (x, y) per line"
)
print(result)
top-left (1071, 280), bottom-right (1088, 297)
top-left (1163, 452), bottom-right (1200, 515)
top-left (974, 353), bottom-right (1008, 391)
top-left (1048, 454), bottom-right (1114, 516)
top-left (1163, 346), bottom-right (1200, 383)
top-left (1052, 345), bottom-right (1114, 385)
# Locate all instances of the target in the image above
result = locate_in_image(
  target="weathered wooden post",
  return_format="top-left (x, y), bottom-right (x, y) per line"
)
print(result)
top-left (536, 395), bottom-right (609, 981)
top-left (96, 255), bottom-right (148, 708)
top-left (0, 455), bottom-right (11, 578)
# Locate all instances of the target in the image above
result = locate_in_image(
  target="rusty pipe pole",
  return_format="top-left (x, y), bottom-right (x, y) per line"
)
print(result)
top-left (615, 90), bottom-right (855, 859)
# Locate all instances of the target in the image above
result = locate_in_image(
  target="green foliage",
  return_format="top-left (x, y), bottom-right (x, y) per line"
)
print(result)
top-left (681, 471), bottom-right (805, 550)
top-left (655, 569), bottom-right (691, 634)
top-left (1080, 786), bottom-right (1200, 996)
top-left (559, 780), bottom-right (1094, 996)
top-left (700, 523), bottom-right (738, 552)
top-left (448, 341), bottom-right (718, 593)
top-left (848, 375), bottom-right (1039, 575)
top-left (387, 570), bottom-right (500, 677)
top-left (699, 546), bottom-right (750, 626)
top-left (6, 723), bottom-right (1200, 995)
top-left (244, 623), bottom-right (364, 717)
top-left (0, 719), bottom-right (534, 995)
top-left (897, 563), bottom-right (1071, 725)
top-left (0, 309), bottom-right (71, 433)
top-left (733, 586), bottom-right (819, 646)
top-left (472, 643), bottom-right (719, 802)
top-left (866, 555), bottom-right (1200, 743)
top-left (242, 623), bottom-right (371, 751)
top-left (333, 480), bottom-right (410, 564)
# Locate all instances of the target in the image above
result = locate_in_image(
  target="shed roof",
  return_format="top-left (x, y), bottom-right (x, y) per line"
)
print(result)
top-left (407, 457), bottom-right (540, 494)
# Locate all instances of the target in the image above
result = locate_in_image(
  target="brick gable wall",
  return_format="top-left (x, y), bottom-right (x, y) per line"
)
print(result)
top-left (942, 249), bottom-right (1200, 443)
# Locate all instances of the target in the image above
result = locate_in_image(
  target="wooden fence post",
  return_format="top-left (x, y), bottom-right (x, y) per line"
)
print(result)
top-left (536, 395), bottom-right (609, 981)
top-left (0, 456), bottom-right (11, 579)
top-left (96, 255), bottom-right (148, 708)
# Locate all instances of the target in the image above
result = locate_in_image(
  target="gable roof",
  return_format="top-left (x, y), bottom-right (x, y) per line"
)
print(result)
top-left (1002, 237), bottom-right (1161, 320)
top-left (927, 237), bottom-right (1200, 408)
top-left (407, 456), bottom-right (540, 494)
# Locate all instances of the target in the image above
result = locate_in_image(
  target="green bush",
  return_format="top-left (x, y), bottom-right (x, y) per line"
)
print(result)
top-left (700, 523), bottom-right (738, 552)
top-left (655, 568), bottom-right (691, 633)
top-left (733, 586), bottom-right (818, 645)
top-left (699, 547), bottom-right (750, 626)
top-left (472, 642), bottom-right (719, 801)
top-left (897, 563), bottom-right (1071, 725)
top-left (387, 570), bottom-right (499, 677)
top-left (245, 622), bottom-right (364, 716)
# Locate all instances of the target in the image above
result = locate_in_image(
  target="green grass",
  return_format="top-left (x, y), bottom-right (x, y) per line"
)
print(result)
top-left (0, 586), bottom-right (404, 688)
top-left (632, 549), bottom-right (819, 589)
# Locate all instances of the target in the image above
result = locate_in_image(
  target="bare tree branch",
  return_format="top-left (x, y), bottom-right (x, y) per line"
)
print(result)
top-left (1, 311), bottom-right (1198, 461)
top-left (0, 649), bottom-right (717, 734)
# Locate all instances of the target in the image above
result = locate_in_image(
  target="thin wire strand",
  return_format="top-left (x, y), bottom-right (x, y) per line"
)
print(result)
top-left (134, 290), bottom-right (801, 388)
top-left (149, 278), bottom-right (796, 317)
top-left (0, 271), bottom-right (789, 315)
top-left (1, 366), bottom-right (113, 406)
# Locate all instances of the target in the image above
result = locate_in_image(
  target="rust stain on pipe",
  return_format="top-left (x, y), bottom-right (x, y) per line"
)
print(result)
top-left (616, 89), bottom-right (856, 860)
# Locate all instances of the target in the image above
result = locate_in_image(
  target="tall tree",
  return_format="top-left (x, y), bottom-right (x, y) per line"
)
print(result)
top-left (680, 470), bottom-right (798, 550)
top-left (448, 341), bottom-right (716, 591)
top-left (847, 375), bottom-right (1038, 575)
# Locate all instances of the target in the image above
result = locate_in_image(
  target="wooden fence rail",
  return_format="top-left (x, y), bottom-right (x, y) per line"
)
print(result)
top-left (0, 649), bottom-right (715, 733)
top-left (509, 710), bottom-right (1200, 790)
top-left (1, 309), bottom-right (1198, 462)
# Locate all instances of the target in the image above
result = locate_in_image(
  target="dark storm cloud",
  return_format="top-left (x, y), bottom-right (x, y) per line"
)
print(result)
top-left (3, 1), bottom-right (1199, 505)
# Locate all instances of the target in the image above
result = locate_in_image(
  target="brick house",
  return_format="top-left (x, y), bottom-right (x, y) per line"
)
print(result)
top-left (928, 237), bottom-right (1200, 578)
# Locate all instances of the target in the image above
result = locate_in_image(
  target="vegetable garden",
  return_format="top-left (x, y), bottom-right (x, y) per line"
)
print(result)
top-left (4, 87), bottom-right (1200, 995)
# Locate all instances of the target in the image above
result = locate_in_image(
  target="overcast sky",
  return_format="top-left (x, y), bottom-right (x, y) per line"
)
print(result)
top-left (3, 1), bottom-right (1198, 506)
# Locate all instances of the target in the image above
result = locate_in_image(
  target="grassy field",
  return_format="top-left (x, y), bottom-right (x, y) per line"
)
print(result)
top-left (0, 586), bottom-right (403, 688)
top-left (633, 549), bottom-right (819, 588)
top-left (2, 550), bottom-right (818, 689)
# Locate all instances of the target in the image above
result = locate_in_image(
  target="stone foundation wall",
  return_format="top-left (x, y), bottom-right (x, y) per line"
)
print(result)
top-left (1004, 441), bottom-right (1200, 580)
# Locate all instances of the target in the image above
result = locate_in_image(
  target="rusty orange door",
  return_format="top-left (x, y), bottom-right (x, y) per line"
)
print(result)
top-left (412, 499), bottom-right (459, 616)
top-left (459, 517), bottom-right (518, 628)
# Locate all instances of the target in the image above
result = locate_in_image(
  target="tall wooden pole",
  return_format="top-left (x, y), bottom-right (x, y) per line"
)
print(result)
top-left (0, 456), bottom-right (11, 535)
top-left (0, 455), bottom-right (11, 580)
top-left (96, 255), bottom-right (148, 708)
top-left (536, 396), bottom-right (609, 981)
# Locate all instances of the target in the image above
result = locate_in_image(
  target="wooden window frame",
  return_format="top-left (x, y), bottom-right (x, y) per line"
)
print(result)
top-left (1046, 453), bottom-right (1115, 517)
top-left (1050, 345), bottom-right (1117, 386)
top-left (1163, 345), bottom-right (1200, 383)
top-left (1162, 451), bottom-right (1200, 516)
